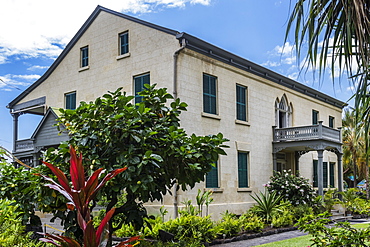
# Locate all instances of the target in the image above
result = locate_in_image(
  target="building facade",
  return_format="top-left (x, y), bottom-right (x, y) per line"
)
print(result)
top-left (8, 6), bottom-right (346, 219)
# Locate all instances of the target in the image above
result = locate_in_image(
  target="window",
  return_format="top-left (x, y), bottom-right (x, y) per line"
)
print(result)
top-left (312, 110), bottom-right (319, 125)
top-left (330, 162), bottom-right (335, 187)
top-left (206, 161), bottom-right (218, 188)
top-left (329, 116), bottom-right (335, 128)
top-left (236, 84), bottom-right (247, 121)
top-left (134, 73), bottom-right (150, 104)
top-left (81, 46), bottom-right (89, 67)
top-left (119, 32), bottom-right (129, 55)
top-left (313, 160), bottom-right (335, 188)
top-left (65, 92), bottom-right (76, 110)
top-left (203, 74), bottom-right (217, 114)
top-left (275, 95), bottom-right (292, 128)
top-left (238, 152), bottom-right (249, 188)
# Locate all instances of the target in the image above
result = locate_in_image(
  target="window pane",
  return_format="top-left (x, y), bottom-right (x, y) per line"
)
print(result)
top-left (134, 73), bottom-right (150, 104)
top-left (120, 32), bottom-right (129, 55)
top-left (81, 47), bottom-right (88, 67)
top-left (238, 152), bottom-right (248, 188)
top-left (203, 74), bottom-right (217, 114)
top-left (65, 92), bottom-right (76, 110)
top-left (206, 162), bottom-right (218, 188)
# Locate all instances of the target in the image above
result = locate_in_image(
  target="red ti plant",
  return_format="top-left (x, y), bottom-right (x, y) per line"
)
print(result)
top-left (36, 146), bottom-right (139, 247)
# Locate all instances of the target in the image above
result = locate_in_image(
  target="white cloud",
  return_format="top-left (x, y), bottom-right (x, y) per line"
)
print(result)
top-left (0, 74), bottom-right (39, 91)
top-left (0, 0), bottom-right (212, 63)
top-left (27, 65), bottom-right (49, 71)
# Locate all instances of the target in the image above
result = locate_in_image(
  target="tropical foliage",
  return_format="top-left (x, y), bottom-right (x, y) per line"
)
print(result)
top-left (266, 169), bottom-right (317, 206)
top-left (37, 146), bottom-right (139, 247)
top-left (44, 85), bottom-right (228, 240)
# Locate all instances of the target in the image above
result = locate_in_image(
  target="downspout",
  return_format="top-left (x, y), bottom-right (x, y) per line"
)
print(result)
top-left (173, 37), bottom-right (186, 219)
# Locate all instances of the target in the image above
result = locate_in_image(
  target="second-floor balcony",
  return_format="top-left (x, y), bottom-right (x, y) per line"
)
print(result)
top-left (273, 121), bottom-right (341, 144)
top-left (14, 138), bottom-right (35, 153)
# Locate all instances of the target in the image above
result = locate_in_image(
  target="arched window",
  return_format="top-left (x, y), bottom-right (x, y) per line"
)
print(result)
top-left (275, 95), bottom-right (292, 128)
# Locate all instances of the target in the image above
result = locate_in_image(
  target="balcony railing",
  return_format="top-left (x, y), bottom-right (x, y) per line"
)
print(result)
top-left (273, 121), bottom-right (341, 143)
top-left (15, 139), bottom-right (34, 152)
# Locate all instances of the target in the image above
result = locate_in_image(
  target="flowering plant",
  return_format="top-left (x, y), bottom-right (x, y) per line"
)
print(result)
top-left (266, 170), bottom-right (316, 206)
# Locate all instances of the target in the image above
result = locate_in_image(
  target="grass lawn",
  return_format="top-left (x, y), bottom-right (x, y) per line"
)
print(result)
top-left (257, 223), bottom-right (370, 247)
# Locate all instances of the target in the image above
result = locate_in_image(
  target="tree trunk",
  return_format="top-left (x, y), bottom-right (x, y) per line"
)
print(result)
top-left (353, 155), bottom-right (357, 188)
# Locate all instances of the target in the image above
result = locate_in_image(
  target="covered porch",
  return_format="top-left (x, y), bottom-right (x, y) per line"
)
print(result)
top-left (272, 121), bottom-right (343, 195)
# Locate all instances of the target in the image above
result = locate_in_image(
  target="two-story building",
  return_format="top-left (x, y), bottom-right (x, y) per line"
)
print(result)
top-left (7, 5), bottom-right (346, 218)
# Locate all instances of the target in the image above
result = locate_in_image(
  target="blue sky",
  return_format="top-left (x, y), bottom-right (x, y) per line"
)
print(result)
top-left (0, 0), bottom-right (354, 152)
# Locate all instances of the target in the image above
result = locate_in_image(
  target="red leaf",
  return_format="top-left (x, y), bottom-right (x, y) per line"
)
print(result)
top-left (83, 221), bottom-right (97, 247)
top-left (69, 146), bottom-right (85, 191)
top-left (40, 233), bottom-right (81, 247)
top-left (77, 211), bottom-right (87, 231)
top-left (42, 161), bottom-right (72, 194)
top-left (84, 168), bottom-right (104, 201)
top-left (96, 208), bottom-right (115, 243)
top-left (88, 168), bottom-right (127, 201)
top-left (115, 236), bottom-right (141, 247)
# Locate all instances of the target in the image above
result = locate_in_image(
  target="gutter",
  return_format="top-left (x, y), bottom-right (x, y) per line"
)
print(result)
top-left (172, 36), bottom-right (187, 219)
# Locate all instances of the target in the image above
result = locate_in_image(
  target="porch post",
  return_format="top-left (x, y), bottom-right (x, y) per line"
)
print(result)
top-left (337, 152), bottom-right (343, 193)
top-left (295, 151), bottom-right (300, 173)
top-left (317, 149), bottom-right (324, 196)
top-left (12, 113), bottom-right (20, 153)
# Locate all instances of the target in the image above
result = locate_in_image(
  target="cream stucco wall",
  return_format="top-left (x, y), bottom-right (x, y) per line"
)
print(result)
top-left (18, 11), bottom-right (179, 108)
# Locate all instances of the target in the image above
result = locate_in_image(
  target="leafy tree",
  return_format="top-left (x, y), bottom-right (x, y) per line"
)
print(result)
top-left (45, 85), bottom-right (228, 244)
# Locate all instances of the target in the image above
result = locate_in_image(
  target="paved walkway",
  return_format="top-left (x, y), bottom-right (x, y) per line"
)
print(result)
top-left (212, 218), bottom-right (370, 247)
top-left (212, 230), bottom-right (307, 246)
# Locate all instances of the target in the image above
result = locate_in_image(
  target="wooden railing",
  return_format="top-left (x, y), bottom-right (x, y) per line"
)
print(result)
top-left (273, 121), bottom-right (341, 143)
top-left (15, 139), bottom-right (34, 152)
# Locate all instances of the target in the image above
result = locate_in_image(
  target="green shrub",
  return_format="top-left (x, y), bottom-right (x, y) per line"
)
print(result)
top-left (297, 212), bottom-right (370, 246)
top-left (0, 200), bottom-right (50, 247)
top-left (161, 215), bottom-right (216, 243)
top-left (267, 170), bottom-right (317, 206)
top-left (214, 212), bottom-right (241, 238)
top-left (239, 213), bottom-right (265, 232)
top-left (250, 190), bottom-right (289, 223)
top-left (271, 208), bottom-right (294, 228)
top-left (291, 204), bottom-right (314, 221)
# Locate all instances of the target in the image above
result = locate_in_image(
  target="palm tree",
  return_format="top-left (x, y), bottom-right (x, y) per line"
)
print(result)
top-left (342, 108), bottom-right (368, 188)
top-left (286, 0), bottom-right (370, 131)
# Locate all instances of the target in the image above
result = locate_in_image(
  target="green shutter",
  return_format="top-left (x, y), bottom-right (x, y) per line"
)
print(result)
top-left (236, 85), bottom-right (247, 121)
top-left (238, 152), bottom-right (248, 188)
top-left (323, 162), bottom-right (328, 188)
top-left (206, 162), bottom-right (218, 188)
top-left (330, 162), bottom-right (335, 187)
top-left (313, 160), bottom-right (318, 187)
top-left (134, 73), bottom-right (150, 104)
top-left (203, 74), bottom-right (217, 114)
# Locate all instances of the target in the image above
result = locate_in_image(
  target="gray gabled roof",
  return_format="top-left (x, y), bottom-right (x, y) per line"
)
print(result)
top-left (7, 5), bottom-right (179, 108)
top-left (8, 5), bottom-right (347, 110)
top-left (176, 32), bottom-right (347, 109)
